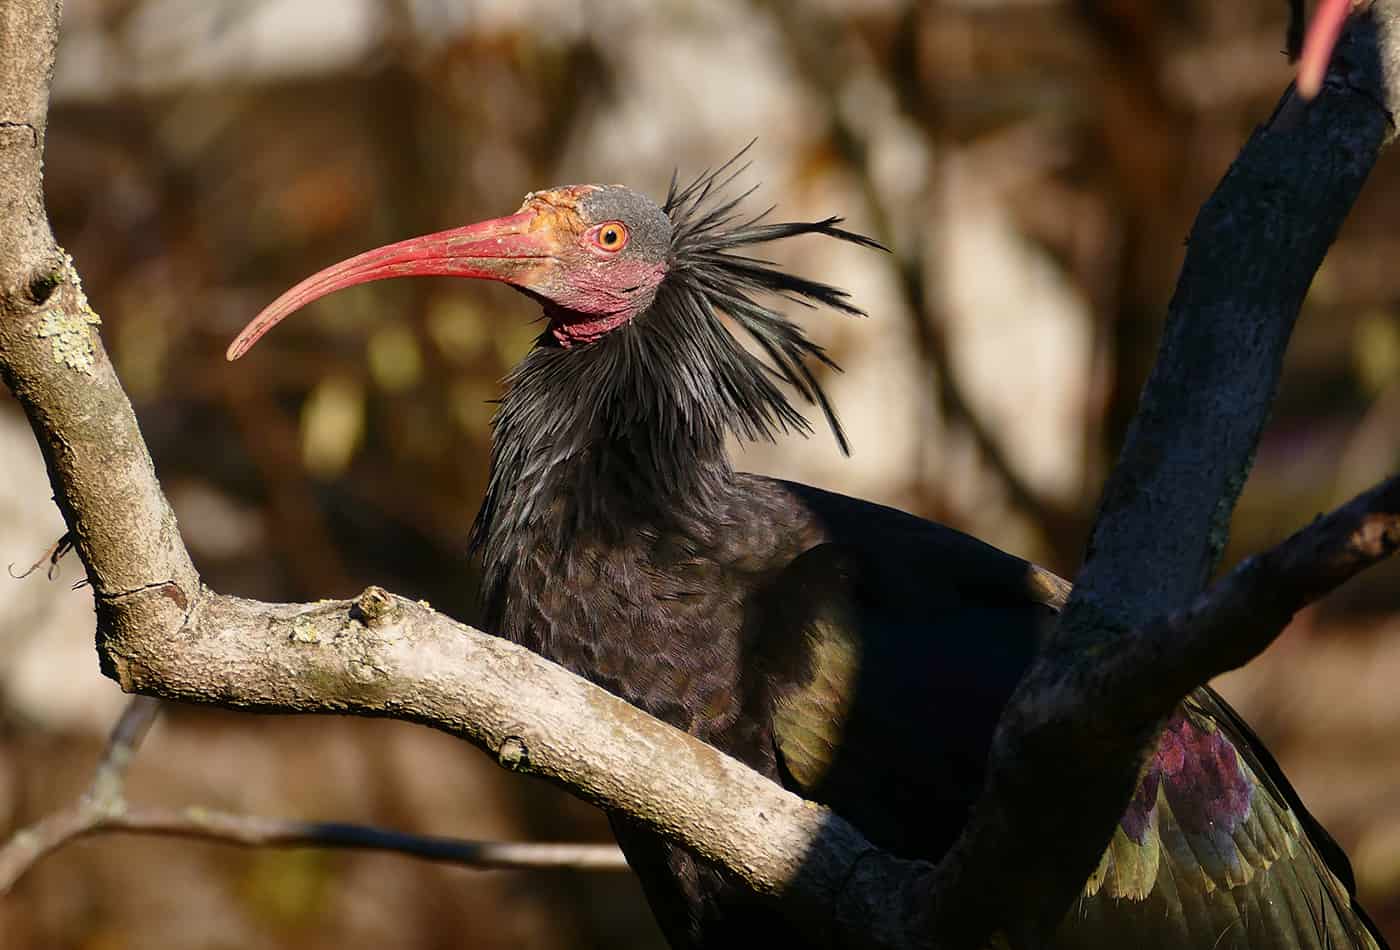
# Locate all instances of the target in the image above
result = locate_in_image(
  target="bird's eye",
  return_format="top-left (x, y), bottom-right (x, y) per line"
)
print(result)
top-left (592, 222), bottom-right (629, 253)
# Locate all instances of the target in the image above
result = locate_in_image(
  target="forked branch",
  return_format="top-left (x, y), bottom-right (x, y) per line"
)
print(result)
top-left (1, 2), bottom-right (1398, 948)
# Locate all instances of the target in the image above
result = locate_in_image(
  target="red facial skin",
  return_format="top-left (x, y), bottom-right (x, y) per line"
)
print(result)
top-left (226, 185), bottom-right (668, 361)
top-left (545, 254), bottom-right (669, 346)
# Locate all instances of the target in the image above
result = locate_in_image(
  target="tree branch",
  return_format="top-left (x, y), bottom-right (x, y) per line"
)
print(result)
top-left (1, 1), bottom-right (1398, 948)
top-left (71, 810), bottom-right (627, 872)
top-left (0, 693), bottom-right (628, 895)
top-left (0, 801), bottom-right (628, 895)
top-left (1154, 472), bottom-right (1400, 693)
top-left (2, 695), bottom-right (158, 891)
top-left (928, 7), bottom-right (1400, 945)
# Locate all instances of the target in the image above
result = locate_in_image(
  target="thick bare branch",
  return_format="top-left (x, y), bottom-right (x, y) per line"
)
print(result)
top-left (0, 0), bottom-right (199, 610)
top-left (0, 0), bottom-right (57, 284)
top-left (1, 2), bottom-right (1398, 949)
top-left (1151, 472), bottom-right (1400, 695)
top-left (96, 586), bottom-right (919, 944)
top-left (929, 8), bottom-right (1400, 945)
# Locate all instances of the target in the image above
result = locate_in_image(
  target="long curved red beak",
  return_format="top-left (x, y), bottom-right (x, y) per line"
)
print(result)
top-left (226, 208), bottom-right (553, 361)
top-left (1296, 0), bottom-right (1352, 100)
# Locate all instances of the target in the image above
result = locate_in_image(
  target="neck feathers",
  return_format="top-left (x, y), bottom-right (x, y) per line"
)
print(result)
top-left (472, 155), bottom-right (884, 603)
top-left (472, 285), bottom-right (735, 599)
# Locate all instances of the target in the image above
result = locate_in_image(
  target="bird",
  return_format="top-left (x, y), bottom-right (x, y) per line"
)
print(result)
top-left (227, 154), bottom-right (1388, 949)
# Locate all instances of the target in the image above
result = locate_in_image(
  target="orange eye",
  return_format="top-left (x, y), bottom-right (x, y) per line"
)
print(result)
top-left (593, 221), bottom-right (629, 252)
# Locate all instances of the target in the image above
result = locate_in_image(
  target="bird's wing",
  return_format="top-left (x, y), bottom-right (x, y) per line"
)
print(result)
top-left (754, 481), bottom-right (1384, 949)
top-left (752, 538), bottom-right (1058, 861)
top-left (753, 543), bottom-right (865, 794)
top-left (1060, 686), bottom-right (1384, 950)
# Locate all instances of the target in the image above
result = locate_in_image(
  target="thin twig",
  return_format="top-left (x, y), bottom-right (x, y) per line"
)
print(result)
top-left (86, 695), bottom-right (160, 802)
top-left (0, 694), bottom-right (627, 894)
top-left (0, 807), bottom-right (98, 892)
top-left (105, 808), bottom-right (628, 871)
top-left (0, 805), bottom-right (627, 894)
top-left (0, 695), bottom-right (162, 891)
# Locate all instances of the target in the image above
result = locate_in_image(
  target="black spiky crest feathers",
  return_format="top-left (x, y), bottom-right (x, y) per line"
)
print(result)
top-left (471, 151), bottom-right (885, 597)
top-left (660, 150), bottom-right (885, 455)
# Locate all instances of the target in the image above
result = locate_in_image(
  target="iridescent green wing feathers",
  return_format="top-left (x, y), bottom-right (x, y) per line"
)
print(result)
top-left (755, 525), bottom-right (1384, 950)
top-left (1063, 687), bottom-right (1381, 949)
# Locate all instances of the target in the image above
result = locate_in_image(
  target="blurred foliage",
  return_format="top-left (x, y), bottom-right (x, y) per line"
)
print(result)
top-left (2, 0), bottom-right (1398, 947)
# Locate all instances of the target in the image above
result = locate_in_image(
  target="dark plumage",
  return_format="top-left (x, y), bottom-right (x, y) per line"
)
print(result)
top-left (229, 152), bottom-right (1387, 950)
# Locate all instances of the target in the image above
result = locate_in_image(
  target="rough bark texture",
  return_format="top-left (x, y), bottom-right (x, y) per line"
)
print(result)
top-left (929, 10), bottom-right (1400, 944)
top-left (0, 0), bottom-right (58, 282)
top-left (0, 0), bottom-right (198, 613)
top-left (1, 2), bottom-right (1398, 948)
top-left (104, 585), bottom-right (896, 926)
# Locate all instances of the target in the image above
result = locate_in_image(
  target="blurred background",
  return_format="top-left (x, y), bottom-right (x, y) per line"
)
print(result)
top-left (2, 0), bottom-right (1398, 946)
